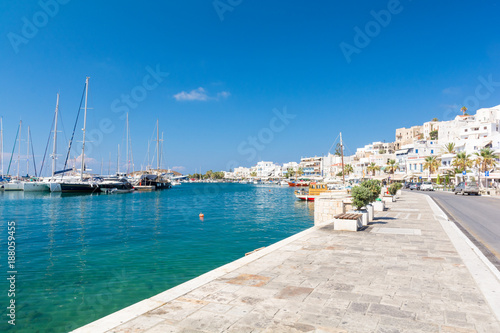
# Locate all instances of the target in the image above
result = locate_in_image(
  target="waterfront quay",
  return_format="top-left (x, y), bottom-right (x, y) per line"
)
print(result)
top-left (75, 192), bottom-right (500, 333)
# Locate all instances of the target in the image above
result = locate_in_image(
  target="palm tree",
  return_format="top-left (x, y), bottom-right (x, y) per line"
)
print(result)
top-left (297, 167), bottom-right (304, 177)
top-left (461, 106), bottom-right (468, 115)
top-left (344, 164), bottom-right (354, 175)
top-left (423, 156), bottom-right (440, 175)
top-left (474, 148), bottom-right (498, 172)
top-left (431, 117), bottom-right (439, 122)
top-left (385, 159), bottom-right (398, 174)
top-left (443, 142), bottom-right (456, 154)
top-left (366, 162), bottom-right (380, 176)
top-left (452, 152), bottom-right (472, 172)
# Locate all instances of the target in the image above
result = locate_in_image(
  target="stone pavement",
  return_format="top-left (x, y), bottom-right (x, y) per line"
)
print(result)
top-left (75, 191), bottom-right (500, 333)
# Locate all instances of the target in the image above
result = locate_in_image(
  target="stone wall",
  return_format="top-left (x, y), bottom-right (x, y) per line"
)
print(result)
top-left (314, 191), bottom-right (351, 227)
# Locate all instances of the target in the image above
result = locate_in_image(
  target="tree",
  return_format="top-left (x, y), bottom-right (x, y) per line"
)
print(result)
top-left (474, 148), bottom-right (498, 173)
top-left (461, 106), bottom-right (468, 116)
top-left (430, 130), bottom-right (438, 140)
top-left (432, 118), bottom-right (439, 122)
top-left (344, 164), bottom-right (354, 175)
top-left (378, 149), bottom-right (386, 154)
top-left (385, 159), bottom-right (398, 174)
top-left (334, 143), bottom-right (342, 156)
top-left (366, 162), bottom-right (380, 176)
top-left (452, 152), bottom-right (473, 172)
top-left (360, 179), bottom-right (381, 202)
top-left (297, 167), bottom-right (304, 177)
top-left (423, 156), bottom-right (440, 175)
top-left (285, 167), bottom-right (295, 179)
top-left (443, 142), bottom-right (456, 154)
top-left (250, 171), bottom-right (257, 177)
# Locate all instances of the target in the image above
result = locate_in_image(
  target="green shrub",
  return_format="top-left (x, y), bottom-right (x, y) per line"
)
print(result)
top-left (351, 186), bottom-right (372, 210)
top-left (388, 183), bottom-right (401, 195)
top-left (360, 179), bottom-right (381, 203)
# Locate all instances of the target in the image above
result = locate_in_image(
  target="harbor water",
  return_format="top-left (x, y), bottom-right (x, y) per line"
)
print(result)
top-left (0, 183), bottom-right (314, 332)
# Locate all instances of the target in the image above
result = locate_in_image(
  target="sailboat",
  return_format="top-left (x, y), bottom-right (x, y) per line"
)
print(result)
top-left (4, 121), bottom-right (24, 191)
top-left (58, 77), bottom-right (100, 193)
top-left (22, 126), bottom-right (49, 192)
top-left (132, 119), bottom-right (171, 190)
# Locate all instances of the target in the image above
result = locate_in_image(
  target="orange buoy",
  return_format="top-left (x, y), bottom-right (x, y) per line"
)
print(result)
top-left (199, 213), bottom-right (204, 218)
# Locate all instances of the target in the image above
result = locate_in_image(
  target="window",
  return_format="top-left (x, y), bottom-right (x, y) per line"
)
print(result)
top-left (484, 126), bottom-right (487, 130)
top-left (415, 149), bottom-right (419, 154)
top-left (431, 150), bottom-right (434, 154)
top-left (465, 129), bottom-right (468, 132)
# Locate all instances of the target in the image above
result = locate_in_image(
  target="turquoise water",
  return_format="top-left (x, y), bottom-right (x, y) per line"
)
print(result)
top-left (0, 183), bottom-right (313, 332)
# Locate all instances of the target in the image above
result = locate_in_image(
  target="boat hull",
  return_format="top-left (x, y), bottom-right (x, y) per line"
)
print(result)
top-left (22, 182), bottom-right (50, 192)
top-left (4, 182), bottom-right (23, 191)
top-left (295, 195), bottom-right (317, 201)
top-left (60, 183), bottom-right (100, 193)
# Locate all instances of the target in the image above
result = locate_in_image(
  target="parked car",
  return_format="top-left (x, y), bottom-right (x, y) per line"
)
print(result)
top-left (409, 183), bottom-right (420, 190)
top-left (420, 181), bottom-right (434, 191)
top-left (454, 181), bottom-right (479, 195)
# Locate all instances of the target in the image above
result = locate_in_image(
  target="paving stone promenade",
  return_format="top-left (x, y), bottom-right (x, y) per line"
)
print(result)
top-left (76, 192), bottom-right (500, 333)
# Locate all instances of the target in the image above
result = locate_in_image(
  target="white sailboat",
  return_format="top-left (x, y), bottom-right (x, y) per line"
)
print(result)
top-left (4, 121), bottom-right (23, 191)
top-left (22, 125), bottom-right (50, 192)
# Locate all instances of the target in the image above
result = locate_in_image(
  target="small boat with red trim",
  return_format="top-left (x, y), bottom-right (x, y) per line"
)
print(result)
top-left (294, 182), bottom-right (330, 201)
top-left (288, 180), bottom-right (310, 187)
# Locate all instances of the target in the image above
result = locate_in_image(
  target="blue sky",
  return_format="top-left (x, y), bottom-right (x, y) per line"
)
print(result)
top-left (1, 0), bottom-right (500, 175)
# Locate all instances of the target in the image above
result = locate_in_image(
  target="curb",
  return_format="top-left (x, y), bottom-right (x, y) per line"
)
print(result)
top-left (425, 194), bottom-right (500, 322)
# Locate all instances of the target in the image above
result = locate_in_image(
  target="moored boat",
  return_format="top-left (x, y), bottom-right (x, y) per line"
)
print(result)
top-left (22, 181), bottom-right (50, 192)
top-left (294, 182), bottom-right (330, 201)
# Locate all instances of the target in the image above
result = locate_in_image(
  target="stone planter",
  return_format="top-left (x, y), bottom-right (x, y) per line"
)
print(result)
top-left (373, 200), bottom-right (385, 212)
top-left (396, 189), bottom-right (402, 197)
top-left (348, 209), bottom-right (368, 226)
top-left (366, 204), bottom-right (374, 222)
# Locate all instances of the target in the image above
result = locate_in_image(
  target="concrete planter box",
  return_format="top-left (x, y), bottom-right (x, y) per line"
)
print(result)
top-left (382, 196), bottom-right (395, 203)
top-left (334, 217), bottom-right (362, 232)
top-left (348, 210), bottom-right (368, 226)
top-left (373, 200), bottom-right (385, 212)
top-left (396, 189), bottom-right (402, 196)
top-left (365, 204), bottom-right (374, 222)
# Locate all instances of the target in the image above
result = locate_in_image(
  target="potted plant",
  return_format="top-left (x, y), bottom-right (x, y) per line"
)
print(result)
top-left (349, 186), bottom-right (371, 226)
top-left (360, 179), bottom-right (381, 222)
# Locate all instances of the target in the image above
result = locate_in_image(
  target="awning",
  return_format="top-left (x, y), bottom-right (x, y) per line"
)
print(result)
top-left (395, 149), bottom-right (409, 154)
top-left (389, 174), bottom-right (405, 180)
top-left (372, 175), bottom-right (389, 181)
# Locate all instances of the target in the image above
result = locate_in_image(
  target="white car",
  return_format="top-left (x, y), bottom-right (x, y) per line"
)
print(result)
top-left (420, 181), bottom-right (434, 191)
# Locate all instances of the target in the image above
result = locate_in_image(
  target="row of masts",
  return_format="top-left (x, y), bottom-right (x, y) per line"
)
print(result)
top-left (0, 77), bottom-right (165, 179)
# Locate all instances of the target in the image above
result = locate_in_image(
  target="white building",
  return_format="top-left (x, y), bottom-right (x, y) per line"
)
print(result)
top-left (254, 161), bottom-right (281, 178)
top-left (438, 105), bottom-right (500, 155)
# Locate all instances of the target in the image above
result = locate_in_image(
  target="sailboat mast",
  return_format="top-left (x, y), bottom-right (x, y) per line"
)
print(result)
top-left (27, 125), bottom-right (30, 176)
top-left (1, 117), bottom-right (3, 176)
top-left (17, 120), bottom-right (22, 178)
top-left (51, 93), bottom-right (59, 177)
top-left (117, 144), bottom-right (120, 174)
top-left (156, 119), bottom-right (159, 171)
top-left (80, 77), bottom-right (89, 181)
top-left (126, 113), bottom-right (129, 175)
top-left (160, 131), bottom-right (164, 171)
top-left (340, 132), bottom-right (345, 186)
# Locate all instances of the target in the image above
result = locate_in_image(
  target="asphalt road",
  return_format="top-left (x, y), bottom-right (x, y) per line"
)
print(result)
top-left (417, 190), bottom-right (500, 266)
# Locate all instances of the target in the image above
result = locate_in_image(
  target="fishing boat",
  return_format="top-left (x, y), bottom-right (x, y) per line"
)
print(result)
top-left (294, 182), bottom-right (330, 201)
